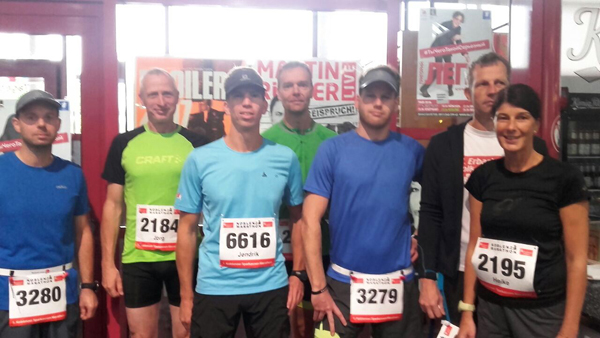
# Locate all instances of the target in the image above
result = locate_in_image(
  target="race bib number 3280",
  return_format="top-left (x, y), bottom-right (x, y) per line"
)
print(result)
top-left (135, 205), bottom-right (179, 251)
top-left (219, 217), bottom-right (276, 269)
top-left (472, 237), bottom-right (538, 298)
top-left (8, 272), bottom-right (67, 327)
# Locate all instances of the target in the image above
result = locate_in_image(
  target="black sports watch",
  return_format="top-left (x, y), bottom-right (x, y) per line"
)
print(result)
top-left (290, 270), bottom-right (309, 284)
top-left (80, 281), bottom-right (100, 292)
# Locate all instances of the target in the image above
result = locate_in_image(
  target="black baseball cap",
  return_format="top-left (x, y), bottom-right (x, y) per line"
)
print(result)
top-left (225, 67), bottom-right (265, 96)
top-left (16, 90), bottom-right (61, 115)
top-left (359, 68), bottom-right (399, 94)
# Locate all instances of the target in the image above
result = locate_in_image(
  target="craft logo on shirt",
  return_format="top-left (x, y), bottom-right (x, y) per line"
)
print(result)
top-left (135, 155), bottom-right (183, 165)
top-left (55, 185), bottom-right (68, 190)
top-left (463, 156), bottom-right (502, 181)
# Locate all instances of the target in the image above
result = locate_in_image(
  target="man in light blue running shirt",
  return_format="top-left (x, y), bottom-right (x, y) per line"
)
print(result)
top-left (175, 67), bottom-right (305, 338)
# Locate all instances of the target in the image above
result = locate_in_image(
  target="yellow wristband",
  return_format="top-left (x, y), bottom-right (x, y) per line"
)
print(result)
top-left (458, 300), bottom-right (476, 312)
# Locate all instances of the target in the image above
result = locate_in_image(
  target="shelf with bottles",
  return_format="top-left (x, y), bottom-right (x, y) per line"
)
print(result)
top-left (572, 161), bottom-right (600, 190)
top-left (566, 121), bottom-right (600, 159)
top-left (570, 156), bottom-right (600, 160)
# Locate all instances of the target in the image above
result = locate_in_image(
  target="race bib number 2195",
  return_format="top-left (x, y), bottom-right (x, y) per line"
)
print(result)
top-left (472, 238), bottom-right (538, 298)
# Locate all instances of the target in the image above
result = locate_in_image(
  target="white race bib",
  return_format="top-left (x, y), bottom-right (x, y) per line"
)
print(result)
top-left (8, 271), bottom-right (67, 327)
top-left (437, 320), bottom-right (459, 338)
top-left (349, 271), bottom-right (404, 323)
top-left (219, 217), bottom-right (276, 269)
top-left (135, 205), bottom-right (179, 251)
top-left (472, 238), bottom-right (538, 298)
top-left (277, 219), bottom-right (292, 261)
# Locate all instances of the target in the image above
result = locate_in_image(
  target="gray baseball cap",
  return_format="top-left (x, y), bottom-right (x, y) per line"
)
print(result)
top-left (225, 67), bottom-right (265, 96)
top-left (359, 68), bottom-right (399, 94)
top-left (16, 90), bottom-right (61, 115)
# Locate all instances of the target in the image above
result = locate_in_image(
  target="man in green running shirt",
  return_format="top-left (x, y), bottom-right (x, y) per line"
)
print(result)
top-left (101, 68), bottom-right (208, 338)
top-left (262, 61), bottom-right (337, 338)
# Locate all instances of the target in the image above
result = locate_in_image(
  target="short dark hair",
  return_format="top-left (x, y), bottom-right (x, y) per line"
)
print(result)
top-left (491, 84), bottom-right (541, 120)
top-left (467, 52), bottom-right (510, 88)
top-left (276, 61), bottom-right (313, 88)
top-left (453, 11), bottom-right (465, 22)
top-left (358, 65), bottom-right (401, 96)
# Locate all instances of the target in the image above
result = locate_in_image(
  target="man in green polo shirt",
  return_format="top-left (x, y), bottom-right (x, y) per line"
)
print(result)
top-left (262, 61), bottom-right (337, 338)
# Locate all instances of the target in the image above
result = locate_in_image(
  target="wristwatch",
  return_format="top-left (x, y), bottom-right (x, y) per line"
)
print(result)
top-left (290, 270), bottom-right (309, 284)
top-left (81, 281), bottom-right (100, 292)
top-left (458, 300), bottom-right (476, 312)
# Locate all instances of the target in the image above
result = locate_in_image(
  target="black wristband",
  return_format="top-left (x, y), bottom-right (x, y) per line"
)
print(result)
top-left (80, 281), bottom-right (100, 292)
top-left (423, 270), bottom-right (437, 280)
top-left (290, 270), bottom-right (309, 284)
top-left (311, 285), bottom-right (328, 295)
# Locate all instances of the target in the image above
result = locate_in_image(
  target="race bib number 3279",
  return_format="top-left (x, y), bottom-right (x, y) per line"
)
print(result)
top-left (8, 272), bottom-right (68, 327)
top-left (349, 271), bottom-right (404, 323)
top-left (472, 237), bottom-right (538, 298)
top-left (219, 217), bottom-right (276, 269)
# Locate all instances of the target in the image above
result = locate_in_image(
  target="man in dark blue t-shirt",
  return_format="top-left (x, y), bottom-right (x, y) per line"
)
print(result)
top-left (0, 90), bottom-right (97, 338)
top-left (302, 66), bottom-right (425, 337)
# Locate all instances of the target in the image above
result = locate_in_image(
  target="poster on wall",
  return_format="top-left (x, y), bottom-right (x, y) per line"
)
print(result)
top-left (417, 9), bottom-right (493, 116)
top-left (134, 57), bottom-right (360, 142)
top-left (0, 99), bottom-right (72, 160)
top-left (0, 77), bottom-right (45, 99)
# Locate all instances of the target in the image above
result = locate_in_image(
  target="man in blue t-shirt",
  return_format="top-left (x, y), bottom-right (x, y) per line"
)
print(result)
top-left (0, 90), bottom-right (97, 338)
top-left (302, 66), bottom-right (425, 337)
top-left (175, 67), bottom-right (304, 337)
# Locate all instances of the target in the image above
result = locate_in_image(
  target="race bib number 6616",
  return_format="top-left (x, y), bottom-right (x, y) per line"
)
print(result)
top-left (219, 217), bottom-right (276, 269)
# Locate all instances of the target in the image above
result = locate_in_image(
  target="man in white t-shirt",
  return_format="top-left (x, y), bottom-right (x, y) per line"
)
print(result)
top-left (417, 52), bottom-right (548, 325)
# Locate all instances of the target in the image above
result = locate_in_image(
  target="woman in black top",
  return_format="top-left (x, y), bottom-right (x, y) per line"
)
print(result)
top-left (458, 84), bottom-right (589, 338)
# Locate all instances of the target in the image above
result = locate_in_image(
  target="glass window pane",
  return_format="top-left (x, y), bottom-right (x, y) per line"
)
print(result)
top-left (116, 4), bottom-right (166, 62)
top-left (0, 33), bottom-right (63, 61)
top-left (407, 2), bottom-right (430, 32)
top-left (168, 6), bottom-right (313, 60)
top-left (317, 11), bottom-right (387, 68)
top-left (482, 4), bottom-right (510, 33)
